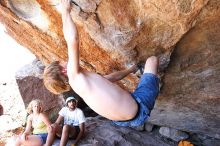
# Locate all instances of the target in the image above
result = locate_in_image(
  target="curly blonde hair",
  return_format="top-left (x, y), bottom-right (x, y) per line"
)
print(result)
top-left (43, 61), bottom-right (71, 94)
top-left (26, 99), bottom-right (43, 114)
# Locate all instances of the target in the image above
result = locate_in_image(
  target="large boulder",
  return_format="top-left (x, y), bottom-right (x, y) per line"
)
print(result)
top-left (149, 0), bottom-right (220, 139)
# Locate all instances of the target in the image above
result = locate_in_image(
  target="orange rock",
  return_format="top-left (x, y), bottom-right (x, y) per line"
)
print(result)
top-left (178, 140), bottom-right (194, 146)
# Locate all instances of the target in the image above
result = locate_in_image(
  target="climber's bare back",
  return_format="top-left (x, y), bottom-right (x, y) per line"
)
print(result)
top-left (68, 69), bottom-right (138, 121)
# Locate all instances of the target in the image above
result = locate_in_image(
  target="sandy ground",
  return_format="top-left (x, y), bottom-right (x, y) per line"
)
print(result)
top-left (0, 24), bottom-right (35, 145)
top-left (0, 78), bottom-right (26, 145)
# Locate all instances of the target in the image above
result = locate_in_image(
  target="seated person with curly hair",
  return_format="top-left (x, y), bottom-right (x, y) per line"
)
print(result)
top-left (8, 99), bottom-right (53, 146)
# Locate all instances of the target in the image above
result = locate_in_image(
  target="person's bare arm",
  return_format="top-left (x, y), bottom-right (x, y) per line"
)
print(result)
top-left (22, 115), bottom-right (32, 140)
top-left (62, 0), bottom-right (79, 76)
top-left (74, 122), bottom-right (85, 145)
top-left (40, 113), bottom-right (52, 132)
top-left (54, 115), bottom-right (64, 125)
top-left (104, 65), bottom-right (138, 82)
top-left (51, 115), bottom-right (64, 130)
top-left (41, 113), bottom-right (52, 126)
top-left (45, 115), bottom-right (64, 138)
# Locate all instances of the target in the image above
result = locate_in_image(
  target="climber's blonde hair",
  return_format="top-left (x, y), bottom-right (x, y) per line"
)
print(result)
top-left (43, 61), bottom-right (71, 94)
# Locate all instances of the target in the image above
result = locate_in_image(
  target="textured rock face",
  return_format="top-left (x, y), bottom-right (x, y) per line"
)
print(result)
top-left (150, 0), bottom-right (220, 139)
top-left (0, 0), bottom-right (219, 139)
top-left (72, 116), bottom-right (171, 146)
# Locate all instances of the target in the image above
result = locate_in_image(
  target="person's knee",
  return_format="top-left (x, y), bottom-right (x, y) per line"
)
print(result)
top-left (146, 56), bottom-right (158, 65)
top-left (144, 56), bottom-right (158, 74)
top-left (62, 125), bottom-right (70, 133)
top-left (48, 127), bottom-right (56, 136)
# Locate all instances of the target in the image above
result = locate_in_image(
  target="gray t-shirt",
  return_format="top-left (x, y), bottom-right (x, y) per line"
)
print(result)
top-left (59, 107), bottom-right (86, 126)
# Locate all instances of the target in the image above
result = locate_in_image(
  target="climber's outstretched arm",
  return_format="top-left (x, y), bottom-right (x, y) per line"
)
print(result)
top-left (61, 0), bottom-right (79, 76)
top-left (104, 65), bottom-right (138, 82)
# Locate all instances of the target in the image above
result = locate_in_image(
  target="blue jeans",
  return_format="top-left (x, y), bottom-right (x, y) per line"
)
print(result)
top-left (35, 133), bottom-right (48, 144)
top-left (113, 73), bottom-right (159, 127)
